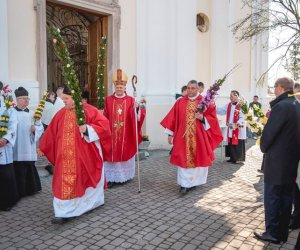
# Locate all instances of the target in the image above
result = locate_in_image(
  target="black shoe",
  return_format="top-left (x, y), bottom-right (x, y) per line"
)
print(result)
top-left (0, 206), bottom-right (12, 211)
top-left (179, 187), bottom-right (189, 194)
top-left (189, 186), bottom-right (196, 192)
top-left (107, 182), bottom-right (114, 188)
top-left (227, 159), bottom-right (237, 164)
top-left (45, 165), bottom-right (54, 175)
top-left (254, 231), bottom-right (280, 244)
top-left (51, 217), bottom-right (70, 225)
top-left (289, 220), bottom-right (300, 230)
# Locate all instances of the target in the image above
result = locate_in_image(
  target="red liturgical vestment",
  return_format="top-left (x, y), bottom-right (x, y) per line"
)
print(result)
top-left (161, 95), bottom-right (222, 168)
top-left (40, 102), bottom-right (111, 200)
top-left (103, 94), bottom-right (146, 162)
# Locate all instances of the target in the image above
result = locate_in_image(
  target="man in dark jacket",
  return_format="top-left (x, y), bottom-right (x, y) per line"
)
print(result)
top-left (254, 77), bottom-right (300, 244)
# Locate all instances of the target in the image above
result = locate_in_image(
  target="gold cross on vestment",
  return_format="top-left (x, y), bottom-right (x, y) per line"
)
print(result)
top-left (117, 108), bottom-right (122, 115)
top-left (114, 122), bottom-right (124, 128)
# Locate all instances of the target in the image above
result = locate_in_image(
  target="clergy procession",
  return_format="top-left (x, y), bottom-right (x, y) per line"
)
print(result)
top-left (0, 67), bottom-right (300, 248)
top-left (4, 0), bottom-right (300, 247)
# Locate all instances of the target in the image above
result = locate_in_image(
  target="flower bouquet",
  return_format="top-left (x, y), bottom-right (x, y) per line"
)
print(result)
top-left (238, 99), bottom-right (264, 136)
top-left (183, 65), bottom-right (239, 137)
top-left (33, 91), bottom-right (48, 121)
top-left (0, 84), bottom-right (14, 138)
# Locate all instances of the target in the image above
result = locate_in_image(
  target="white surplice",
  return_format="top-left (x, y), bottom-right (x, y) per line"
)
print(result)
top-left (217, 103), bottom-right (246, 140)
top-left (0, 103), bottom-right (17, 164)
top-left (13, 109), bottom-right (44, 161)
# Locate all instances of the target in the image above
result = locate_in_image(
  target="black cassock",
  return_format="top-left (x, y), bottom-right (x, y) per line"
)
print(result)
top-left (0, 163), bottom-right (19, 211)
top-left (225, 139), bottom-right (245, 162)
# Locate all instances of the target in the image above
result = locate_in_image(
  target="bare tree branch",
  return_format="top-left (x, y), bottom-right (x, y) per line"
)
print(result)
top-left (232, 0), bottom-right (300, 86)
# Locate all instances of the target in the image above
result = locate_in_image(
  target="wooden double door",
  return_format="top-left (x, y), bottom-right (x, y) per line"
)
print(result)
top-left (46, 2), bottom-right (108, 106)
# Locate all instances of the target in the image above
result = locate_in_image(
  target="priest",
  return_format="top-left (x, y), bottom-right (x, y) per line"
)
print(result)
top-left (161, 80), bottom-right (223, 194)
top-left (39, 86), bottom-right (111, 224)
top-left (13, 87), bottom-right (43, 198)
top-left (216, 90), bottom-right (246, 163)
top-left (103, 69), bottom-right (146, 187)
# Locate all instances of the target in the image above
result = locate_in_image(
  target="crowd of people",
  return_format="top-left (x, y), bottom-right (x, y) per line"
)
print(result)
top-left (0, 85), bottom-right (44, 212)
top-left (0, 73), bottom-right (299, 247)
top-left (172, 77), bottom-right (300, 245)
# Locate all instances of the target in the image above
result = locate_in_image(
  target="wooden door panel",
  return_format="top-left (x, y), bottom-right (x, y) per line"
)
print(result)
top-left (88, 17), bottom-right (108, 106)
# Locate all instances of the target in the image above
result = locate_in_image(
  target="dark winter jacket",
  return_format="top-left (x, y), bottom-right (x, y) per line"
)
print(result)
top-left (261, 91), bottom-right (300, 185)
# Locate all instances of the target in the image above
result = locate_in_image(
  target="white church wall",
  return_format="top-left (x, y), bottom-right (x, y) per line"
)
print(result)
top-left (196, 0), bottom-right (212, 86)
top-left (2, 0), bottom-right (270, 148)
top-left (118, 0), bottom-right (137, 97)
top-left (6, 0), bottom-right (40, 104)
top-left (0, 0), bottom-right (9, 83)
top-left (137, 0), bottom-right (198, 149)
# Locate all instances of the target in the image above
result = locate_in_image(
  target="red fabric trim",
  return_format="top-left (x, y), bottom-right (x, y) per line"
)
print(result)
top-left (226, 103), bottom-right (240, 145)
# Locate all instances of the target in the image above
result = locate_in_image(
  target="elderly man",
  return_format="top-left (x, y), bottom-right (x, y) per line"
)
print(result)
top-left (13, 87), bottom-right (44, 198)
top-left (161, 80), bottom-right (222, 193)
top-left (103, 69), bottom-right (146, 188)
top-left (254, 77), bottom-right (300, 244)
top-left (39, 86), bottom-right (111, 224)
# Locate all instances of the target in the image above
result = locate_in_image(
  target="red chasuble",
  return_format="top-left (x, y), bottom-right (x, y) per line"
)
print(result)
top-left (39, 102), bottom-right (112, 200)
top-left (161, 95), bottom-right (223, 168)
top-left (103, 93), bottom-right (146, 162)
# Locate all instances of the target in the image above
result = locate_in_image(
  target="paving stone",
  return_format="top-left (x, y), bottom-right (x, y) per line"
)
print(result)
top-left (239, 244), bottom-right (253, 250)
top-left (95, 238), bottom-right (110, 247)
top-left (182, 244), bottom-right (197, 250)
top-left (110, 238), bottom-right (125, 246)
top-left (1, 144), bottom-right (295, 249)
top-left (171, 241), bottom-right (186, 250)
top-left (214, 241), bottom-right (229, 248)
top-left (73, 245), bottom-right (88, 250)
top-left (228, 239), bottom-right (243, 248)
top-left (57, 244), bottom-right (74, 250)
top-left (150, 236), bottom-right (164, 246)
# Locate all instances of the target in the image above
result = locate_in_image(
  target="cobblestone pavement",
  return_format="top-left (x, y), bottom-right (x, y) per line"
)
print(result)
top-left (0, 140), bottom-right (298, 250)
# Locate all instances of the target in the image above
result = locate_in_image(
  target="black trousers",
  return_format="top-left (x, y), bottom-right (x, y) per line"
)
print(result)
top-left (292, 182), bottom-right (300, 222)
top-left (264, 183), bottom-right (294, 241)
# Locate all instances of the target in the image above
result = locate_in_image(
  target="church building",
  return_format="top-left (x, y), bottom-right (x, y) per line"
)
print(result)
top-left (0, 0), bottom-right (268, 148)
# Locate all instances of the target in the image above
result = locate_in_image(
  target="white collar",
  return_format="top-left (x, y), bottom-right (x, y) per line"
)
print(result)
top-left (188, 93), bottom-right (200, 100)
top-left (114, 93), bottom-right (126, 98)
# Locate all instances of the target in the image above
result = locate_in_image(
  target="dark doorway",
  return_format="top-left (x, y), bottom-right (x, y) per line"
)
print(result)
top-left (46, 2), bottom-right (108, 105)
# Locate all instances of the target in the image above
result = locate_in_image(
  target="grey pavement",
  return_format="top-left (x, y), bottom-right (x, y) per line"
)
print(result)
top-left (0, 140), bottom-right (298, 250)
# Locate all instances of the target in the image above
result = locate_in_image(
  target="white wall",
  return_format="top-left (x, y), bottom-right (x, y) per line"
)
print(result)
top-left (0, 0), bottom-right (9, 83)
top-left (196, 0), bottom-right (211, 85)
top-left (3, 0), bottom-right (270, 147)
top-left (137, 0), bottom-right (198, 149)
top-left (6, 0), bottom-right (39, 104)
top-left (118, 0), bottom-right (137, 97)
